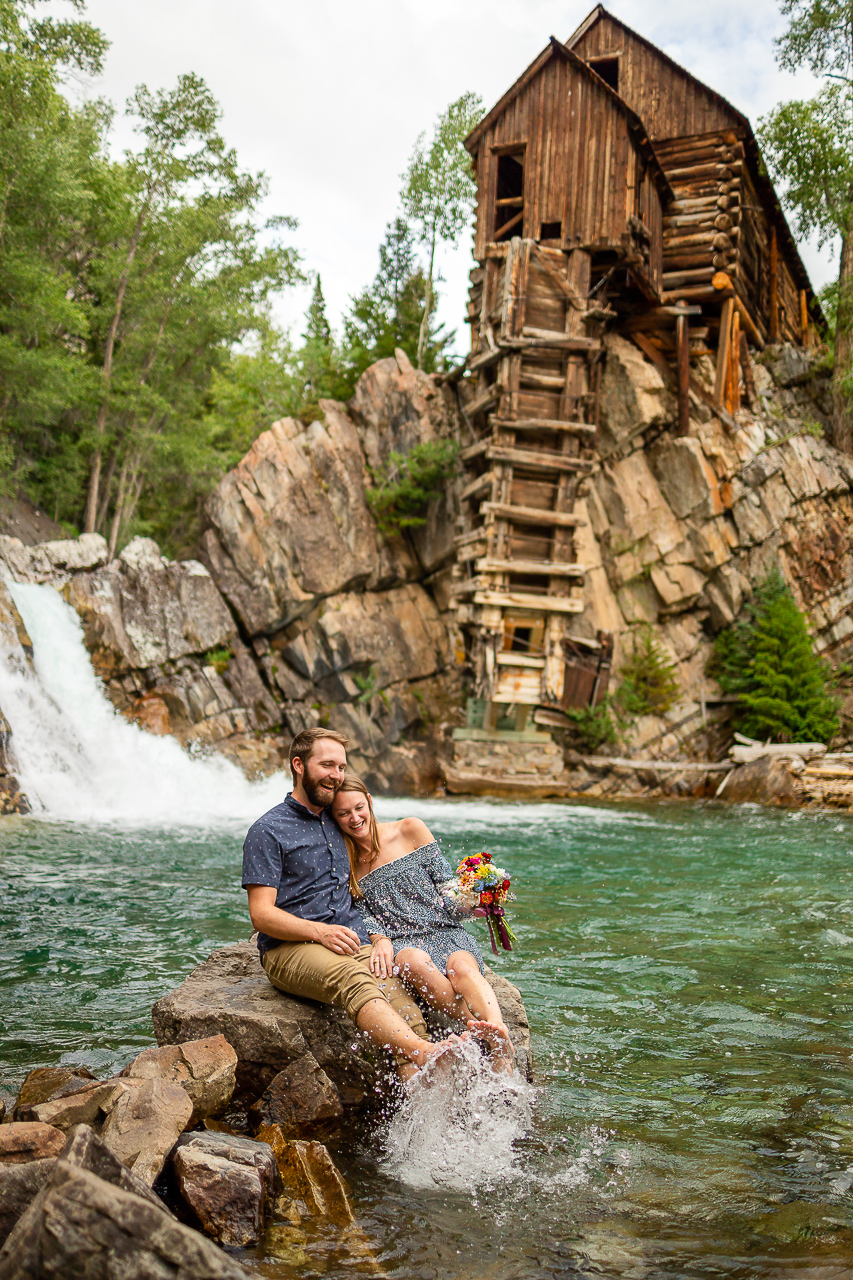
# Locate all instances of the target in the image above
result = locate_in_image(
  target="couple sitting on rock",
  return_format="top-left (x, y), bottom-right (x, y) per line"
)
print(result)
top-left (242, 727), bottom-right (513, 1082)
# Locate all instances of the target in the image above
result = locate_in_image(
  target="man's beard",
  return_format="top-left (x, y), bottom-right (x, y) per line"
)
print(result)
top-left (302, 762), bottom-right (341, 809)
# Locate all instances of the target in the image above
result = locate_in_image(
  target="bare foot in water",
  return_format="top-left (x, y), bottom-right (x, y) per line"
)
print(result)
top-left (408, 1035), bottom-right (470, 1089)
top-left (467, 1019), bottom-right (514, 1072)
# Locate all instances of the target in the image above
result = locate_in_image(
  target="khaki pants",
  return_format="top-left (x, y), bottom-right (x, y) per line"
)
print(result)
top-left (261, 942), bottom-right (428, 1069)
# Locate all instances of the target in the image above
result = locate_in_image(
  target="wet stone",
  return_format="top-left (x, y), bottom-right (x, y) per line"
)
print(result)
top-left (172, 1130), bottom-right (278, 1248)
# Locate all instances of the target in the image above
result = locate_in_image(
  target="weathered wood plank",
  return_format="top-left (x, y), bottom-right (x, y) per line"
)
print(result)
top-left (482, 501), bottom-right (586, 527)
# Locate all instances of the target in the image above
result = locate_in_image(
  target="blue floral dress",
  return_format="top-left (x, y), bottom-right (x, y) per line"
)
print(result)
top-left (355, 841), bottom-right (485, 975)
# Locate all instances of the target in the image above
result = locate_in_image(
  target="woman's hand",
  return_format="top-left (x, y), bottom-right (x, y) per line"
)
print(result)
top-left (369, 935), bottom-right (395, 978)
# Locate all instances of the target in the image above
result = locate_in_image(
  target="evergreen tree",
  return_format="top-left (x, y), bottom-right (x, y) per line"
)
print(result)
top-left (711, 569), bottom-right (838, 743)
top-left (343, 217), bottom-right (451, 382)
top-left (296, 274), bottom-right (350, 416)
top-left (617, 628), bottom-right (680, 716)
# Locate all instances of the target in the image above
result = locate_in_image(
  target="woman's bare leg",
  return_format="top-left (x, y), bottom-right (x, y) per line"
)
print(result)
top-left (446, 951), bottom-right (514, 1068)
top-left (394, 947), bottom-right (473, 1022)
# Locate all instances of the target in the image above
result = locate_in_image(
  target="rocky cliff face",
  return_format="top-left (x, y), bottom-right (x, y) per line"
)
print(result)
top-left (1, 340), bottom-right (851, 810)
top-left (0, 351), bottom-right (464, 798)
top-left (570, 336), bottom-right (853, 765)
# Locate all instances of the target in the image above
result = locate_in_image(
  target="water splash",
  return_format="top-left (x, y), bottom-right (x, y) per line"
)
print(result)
top-left (0, 581), bottom-right (286, 826)
top-left (381, 1036), bottom-right (535, 1190)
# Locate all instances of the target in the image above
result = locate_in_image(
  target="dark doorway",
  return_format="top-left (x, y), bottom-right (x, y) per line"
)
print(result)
top-left (495, 151), bottom-right (524, 237)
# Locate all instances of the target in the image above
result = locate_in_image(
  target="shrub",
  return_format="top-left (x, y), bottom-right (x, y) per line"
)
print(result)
top-left (365, 439), bottom-right (459, 535)
top-left (563, 701), bottom-right (618, 752)
top-left (616, 628), bottom-right (680, 717)
top-left (204, 647), bottom-right (233, 675)
top-left (710, 569), bottom-right (838, 743)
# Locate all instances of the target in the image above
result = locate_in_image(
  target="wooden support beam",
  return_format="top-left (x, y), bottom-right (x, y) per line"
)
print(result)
top-left (519, 327), bottom-right (598, 348)
top-left (459, 470), bottom-right (496, 502)
top-left (472, 590), bottom-right (585, 613)
top-left (529, 241), bottom-right (586, 309)
top-left (714, 296), bottom-right (735, 407)
top-left (482, 501), bottom-right (586, 528)
top-left (730, 308), bottom-right (741, 413)
top-left (490, 416), bottom-right (596, 436)
top-left (676, 312), bottom-right (690, 435)
top-left (733, 295), bottom-right (765, 350)
top-left (739, 331), bottom-right (756, 407)
top-left (467, 384), bottom-right (500, 417)
top-left (494, 210), bottom-right (523, 242)
top-left (483, 445), bottom-right (593, 473)
top-left (476, 557), bottom-right (585, 576)
top-left (800, 289), bottom-right (809, 345)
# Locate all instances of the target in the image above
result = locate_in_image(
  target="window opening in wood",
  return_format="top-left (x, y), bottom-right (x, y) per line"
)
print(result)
top-left (509, 626), bottom-right (532, 652)
top-left (539, 221), bottom-right (562, 242)
top-left (494, 151), bottom-right (524, 238)
top-left (588, 56), bottom-right (619, 91)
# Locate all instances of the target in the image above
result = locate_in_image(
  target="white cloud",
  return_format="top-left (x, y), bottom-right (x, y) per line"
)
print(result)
top-left (67, 0), bottom-right (836, 353)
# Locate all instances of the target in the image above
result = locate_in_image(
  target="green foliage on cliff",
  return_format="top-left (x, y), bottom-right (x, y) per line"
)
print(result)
top-left (365, 439), bottom-right (459, 535)
top-left (711, 569), bottom-right (839, 743)
top-left (616, 629), bottom-right (680, 717)
top-left (563, 701), bottom-right (618, 752)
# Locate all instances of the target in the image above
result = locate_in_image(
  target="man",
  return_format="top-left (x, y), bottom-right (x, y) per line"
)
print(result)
top-left (243, 726), bottom-right (447, 1081)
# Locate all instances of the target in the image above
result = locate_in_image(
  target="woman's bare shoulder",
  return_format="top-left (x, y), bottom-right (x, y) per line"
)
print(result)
top-left (399, 815), bottom-right (435, 848)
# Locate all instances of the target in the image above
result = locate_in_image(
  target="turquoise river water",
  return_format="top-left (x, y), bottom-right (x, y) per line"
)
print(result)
top-left (2, 795), bottom-right (853, 1279)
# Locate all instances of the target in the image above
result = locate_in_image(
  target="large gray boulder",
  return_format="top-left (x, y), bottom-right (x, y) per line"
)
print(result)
top-left (66, 537), bottom-right (235, 679)
top-left (152, 940), bottom-right (534, 1117)
top-left (199, 410), bottom-right (412, 636)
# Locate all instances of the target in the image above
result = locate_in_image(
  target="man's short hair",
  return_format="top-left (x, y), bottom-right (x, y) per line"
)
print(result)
top-left (289, 727), bottom-right (349, 783)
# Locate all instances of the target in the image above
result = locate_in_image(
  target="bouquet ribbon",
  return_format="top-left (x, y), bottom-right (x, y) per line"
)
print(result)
top-left (473, 904), bottom-right (514, 954)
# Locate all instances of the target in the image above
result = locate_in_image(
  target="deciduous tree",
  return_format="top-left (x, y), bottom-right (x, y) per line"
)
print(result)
top-left (760, 0), bottom-right (853, 451)
top-left (400, 92), bottom-right (482, 369)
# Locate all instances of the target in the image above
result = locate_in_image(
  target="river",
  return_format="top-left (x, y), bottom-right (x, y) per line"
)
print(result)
top-left (2, 798), bottom-right (853, 1278)
top-left (1, 584), bottom-right (853, 1277)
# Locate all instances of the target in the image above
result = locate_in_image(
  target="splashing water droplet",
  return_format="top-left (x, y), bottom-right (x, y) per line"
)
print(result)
top-left (380, 1036), bottom-right (534, 1191)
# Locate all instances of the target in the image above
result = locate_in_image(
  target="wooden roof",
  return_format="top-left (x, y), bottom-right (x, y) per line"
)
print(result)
top-left (463, 36), bottom-right (673, 201)
top-left (565, 6), bottom-right (821, 316)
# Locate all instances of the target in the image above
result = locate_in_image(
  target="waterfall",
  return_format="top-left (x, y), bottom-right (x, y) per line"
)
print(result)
top-left (0, 582), bottom-right (286, 826)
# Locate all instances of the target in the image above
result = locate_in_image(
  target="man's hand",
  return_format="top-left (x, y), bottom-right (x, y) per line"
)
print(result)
top-left (369, 935), bottom-right (395, 978)
top-left (313, 921), bottom-right (362, 955)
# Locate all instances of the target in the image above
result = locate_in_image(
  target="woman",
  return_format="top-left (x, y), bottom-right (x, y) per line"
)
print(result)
top-left (331, 773), bottom-right (513, 1068)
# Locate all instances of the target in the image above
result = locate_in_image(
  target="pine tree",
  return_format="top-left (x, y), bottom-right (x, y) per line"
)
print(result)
top-left (342, 217), bottom-right (452, 381)
top-left (712, 570), bottom-right (838, 743)
top-left (297, 274), bottom-right (349, 416)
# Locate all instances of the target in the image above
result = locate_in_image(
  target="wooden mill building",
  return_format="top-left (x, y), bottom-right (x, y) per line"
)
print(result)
top-left (452, 6), bottom-right (820, 731)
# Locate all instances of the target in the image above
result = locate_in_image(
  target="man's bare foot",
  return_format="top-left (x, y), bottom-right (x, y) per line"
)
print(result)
top-left (467, 1019), bottom-right (514, 1071)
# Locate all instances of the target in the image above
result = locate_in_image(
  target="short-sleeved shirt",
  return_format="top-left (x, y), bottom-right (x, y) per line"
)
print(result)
top-left (242, 793), bottom-right (370, 956)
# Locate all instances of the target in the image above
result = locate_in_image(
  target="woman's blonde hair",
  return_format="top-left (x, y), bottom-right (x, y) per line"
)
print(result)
top-left (333, 773), bottom-right (381, 898)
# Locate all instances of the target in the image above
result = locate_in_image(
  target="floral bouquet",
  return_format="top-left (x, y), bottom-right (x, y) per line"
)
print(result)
top-left (441, 852), bottom-right (517, 954)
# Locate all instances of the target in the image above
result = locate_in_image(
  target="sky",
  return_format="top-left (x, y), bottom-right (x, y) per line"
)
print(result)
top-left (66, 0), bottom-right (834, 357)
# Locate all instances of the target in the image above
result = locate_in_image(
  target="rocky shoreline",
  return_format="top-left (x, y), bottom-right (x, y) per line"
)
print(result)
top-left (0, 943), bottom-right (531, 1275)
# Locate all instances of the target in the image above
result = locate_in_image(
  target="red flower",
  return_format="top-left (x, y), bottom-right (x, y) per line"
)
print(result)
top-left (502, 879), bottom-right (510, 890)
top-left (480, 891), bottom-right (494, 905)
